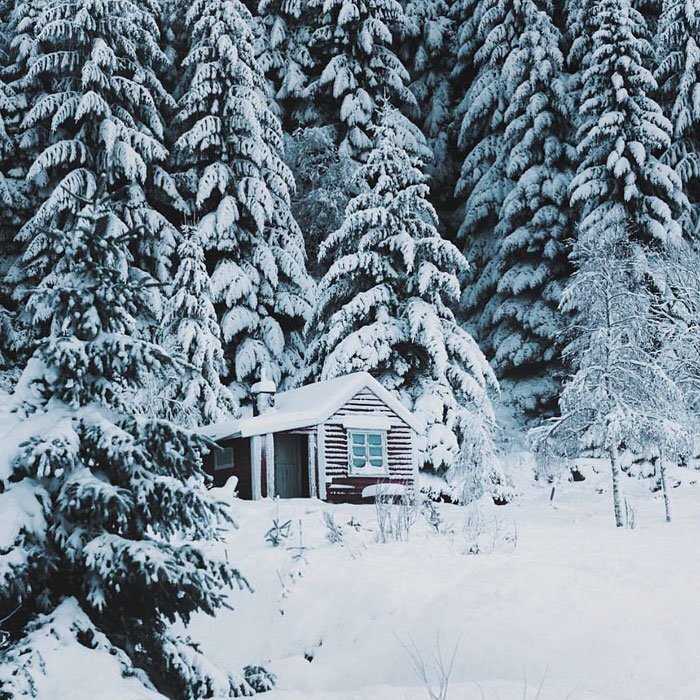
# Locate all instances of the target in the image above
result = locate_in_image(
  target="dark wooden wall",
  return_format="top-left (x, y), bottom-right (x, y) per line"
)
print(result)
top-left (205, 437), bottom-right (252, 497)
top-left (324, 388), bottom-right (415, 502)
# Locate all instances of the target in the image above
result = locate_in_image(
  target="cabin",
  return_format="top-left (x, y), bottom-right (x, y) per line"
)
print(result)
top-left (203, 372), bottom-right (424, 502)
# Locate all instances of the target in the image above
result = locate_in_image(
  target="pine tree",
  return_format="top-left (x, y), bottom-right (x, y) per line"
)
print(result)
top-left (0, 0), bottom-right (34, 369)
top-left (6, 0), bottom-right (182, 351)
top-left (453, 0), bottom-right (574, 420)
top-left (655, 0), bottom-right (700, 234)
top-left (569, 0), bottom-right (685, 248)
top-left (256, 0), bottom-right (314, 129)
top-left (453, 0), bottom-right (521, 344)
top-left (0, 77), bottom-right (22, 370)
top-left (285, 126), bottom-right (359, 279)
top-left (479, 0), bottom-right (575, 417)
top-left (399, 0), bottom-right (456, 188)
top-left (160, 226), bottom-right (238, 426)
top-left (173, 0), bottom-right (314, 400)
top-left (306, 108), bottom-right (506, 498)
top-left (305, 0), bottom-right (415, 159)
top-left (0, 201), bottom-right (266, 697)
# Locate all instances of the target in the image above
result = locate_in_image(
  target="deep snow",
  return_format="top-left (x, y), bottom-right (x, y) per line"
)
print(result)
top-left (187, 464), bottom-right (700, 700)
top-left (1, 384), bottom-right (698, 700)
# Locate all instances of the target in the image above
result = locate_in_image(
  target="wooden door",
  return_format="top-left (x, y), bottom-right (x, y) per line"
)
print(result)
top-left (274, 434), bottom-right (306, 498)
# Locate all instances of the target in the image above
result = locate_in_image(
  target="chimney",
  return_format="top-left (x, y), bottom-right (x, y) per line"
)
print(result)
top-left (251, 368), bottom-right (277, 416)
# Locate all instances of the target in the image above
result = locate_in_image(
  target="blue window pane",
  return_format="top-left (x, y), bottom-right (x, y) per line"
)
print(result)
top-left (353, 458), bottom-right (366, 469)
top-left (368, 434), bottom-right (382, 446)
top-left (352, 446), bottom-right (366, 457)
top-left (369, 446), bottom-right (382, 457)
top-left (369, 458), bottom-right (383, 468)
top-left (352, 433), bottom-right (366, 445)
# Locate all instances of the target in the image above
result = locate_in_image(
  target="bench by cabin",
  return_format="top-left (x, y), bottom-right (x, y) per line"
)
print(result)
top-left (203, 372), bottom-right (424, 502)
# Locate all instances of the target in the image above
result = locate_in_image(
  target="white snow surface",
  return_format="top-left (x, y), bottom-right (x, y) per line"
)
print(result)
top-left (2, 386), bottom-right (699, 700)
top-left (186, 467), bottom-right (700, 700)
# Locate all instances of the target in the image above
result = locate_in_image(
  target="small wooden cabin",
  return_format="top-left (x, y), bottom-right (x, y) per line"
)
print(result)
top-left (203, 372), bottom-right (424, 502)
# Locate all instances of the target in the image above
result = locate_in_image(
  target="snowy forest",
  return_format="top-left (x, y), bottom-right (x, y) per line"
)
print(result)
top-left (0, 0), bottom-right (699, 697)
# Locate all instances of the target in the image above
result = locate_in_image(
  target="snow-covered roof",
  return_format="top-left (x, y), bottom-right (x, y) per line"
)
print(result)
top-left (205, 372), bottom-right (424, 440)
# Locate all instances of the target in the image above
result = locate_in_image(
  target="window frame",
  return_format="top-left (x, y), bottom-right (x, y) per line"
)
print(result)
top-left (214, 445), bottom-right (235, 471)
top-left (347, 429), bottom-right (389, 476)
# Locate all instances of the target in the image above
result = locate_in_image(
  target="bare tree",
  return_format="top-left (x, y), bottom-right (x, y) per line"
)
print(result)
top-left (531, 232), bottom-right (693, 526)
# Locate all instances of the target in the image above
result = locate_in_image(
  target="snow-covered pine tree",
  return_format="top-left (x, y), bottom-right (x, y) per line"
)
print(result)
top-left (305, 0), bottom-right (416, 159)
top-left (256, 0), bottom-right (315, 129)
top-left (160, 226), bottom-right (238, 426)
top-left (569, 0), bottom-right (685, 248)
top-left (478, 0), bottom-right (575, 418)
top-left (0, 76), bottom-right (23, 371)
top-left (6, 0), bottom-right (182, 350)
top-left (453, 0), bottom-right (521, 348)
top-left (535, 0), bottom-right (690, 525)
top-left (655, 0), bottom-right (700, 234)
top-left (173, 0), bottom-right (314, 401)
top-left (285, 126), bottom-right (359, 279)
top-left (0, 200), bottom-right (267, 697)
top-left (565, 0), bottom-right (599, 98)
top-left (399, 0), bottom-right (456, 189)
top-left (0, 0), bottom-right (34, 370)
top-left (306, 107), bottom-right (507, 501)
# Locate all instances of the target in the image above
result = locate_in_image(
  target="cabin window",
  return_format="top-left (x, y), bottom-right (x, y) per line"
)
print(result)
top-left (348, 430), bottom-right (387, 474)
top-left (214, 446), bottom-right (235, 471)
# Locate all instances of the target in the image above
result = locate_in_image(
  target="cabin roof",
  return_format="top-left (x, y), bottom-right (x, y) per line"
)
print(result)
top-left (205, 372), bottom-right (424, 440)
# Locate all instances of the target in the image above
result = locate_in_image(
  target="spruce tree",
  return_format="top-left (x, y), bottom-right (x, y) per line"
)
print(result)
top-left (569, 0), bottom-right (685, 248)
top-left (453, 0), bottom-right (574, 420)
top-left (6, 0), bottom-right (182, 351)
top-left (0, 201), bottom-right (265, 697)
top-left (399, 1), bottom-right (456, 188)
top-left (285, 126), bottom-right (358, 279)
top-left (306, 108), bottom-right (506, 498)
top-left (655, 0), bottom-right (700, 234)
top-left (0, 77), bottom-right (22, 370)
top-left (173, 0), bottom-right (314, 400)
top-left (160, 226), bottom-right (237, 426)
top-left (480, 0), bottom-right (575, 417)
top-left (0, 1), bottom-right (34, 369)
top-left (453, 0), bottom-right (521, 343)
top-left (256, 0), bottom-right (314, 129)
top-left (305, 0), bottom-right (415, 159)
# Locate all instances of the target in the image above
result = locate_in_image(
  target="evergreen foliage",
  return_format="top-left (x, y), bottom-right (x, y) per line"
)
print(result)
top-left (569, 0), bottom-right (685, 247)
top-left (655, 0), bottom-right (700, 234)
top-left (6, 0), bottom-right (181, 351)
top-left (0, 201), bottom-right (255, 697)
top-left (454, 0), bottom-right (574, 417)
top-left (482, 0), bottom-right (574, 416)
top-left (160, 226), bottom-right (238, 426)
top-left (453, 0), bottom-right (522, 331)
top-left (305, 0), bottom-right (415, 158)
top-left (284, 126), bottom-right (359, 279)
top-left (256, 0), bottom-right (314, 128)
top-left (399, 0), bottom-right (455, 187)
top-left (535, 0), bottom-right (691, 524)
top-left (173, 0), bottom-right (314, 400)
top-left (306, 108), bottom-right (506, 498)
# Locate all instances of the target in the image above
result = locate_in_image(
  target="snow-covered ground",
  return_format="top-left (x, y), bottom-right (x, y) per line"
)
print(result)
top-left (185, 465), bottom-right (700, 700)
top-left (3, 379), bottom-right (698, 700)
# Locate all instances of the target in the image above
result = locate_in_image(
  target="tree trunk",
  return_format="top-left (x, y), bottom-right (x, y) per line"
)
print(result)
top-left (609, 441), bottom-right (624, 527)
top-left (658, 450), bottom-right (672, 523)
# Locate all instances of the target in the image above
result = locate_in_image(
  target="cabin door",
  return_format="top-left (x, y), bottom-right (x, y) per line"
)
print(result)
top-left (274, 434), bottom-right (308, 498)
